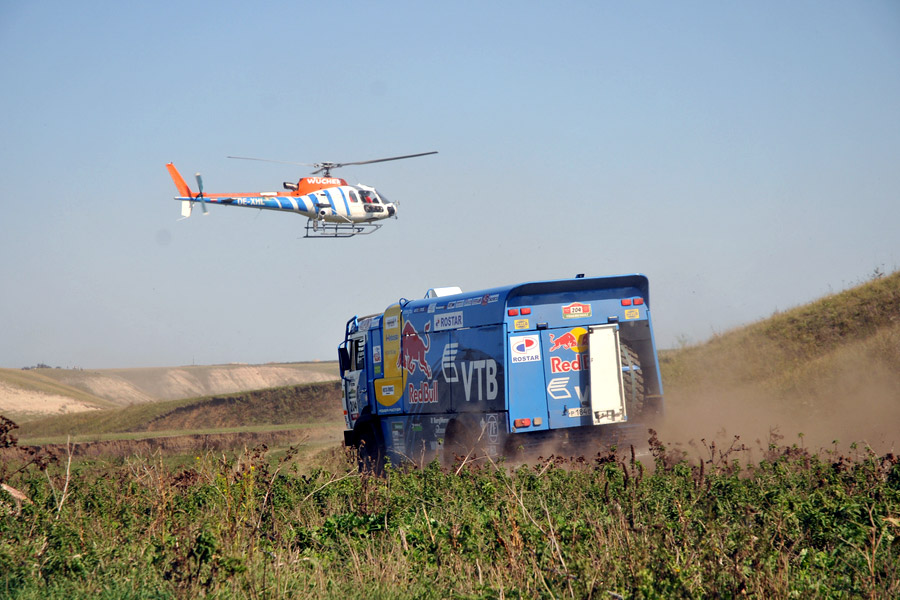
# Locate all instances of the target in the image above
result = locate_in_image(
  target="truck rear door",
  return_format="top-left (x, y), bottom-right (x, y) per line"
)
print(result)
top-left (541, 324), bottom-right (627, 429)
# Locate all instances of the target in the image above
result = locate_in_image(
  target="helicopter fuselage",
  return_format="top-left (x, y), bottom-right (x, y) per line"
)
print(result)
top-left (166, 164), bottom-right (397, 225)
top-left (174, 185), bottom-right (395, 223)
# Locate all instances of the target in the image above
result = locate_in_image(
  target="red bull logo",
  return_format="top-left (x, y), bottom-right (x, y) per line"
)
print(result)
top-left (408, 381), bottom-right (438, 404)
top-left (398, 321), bottom-right (432, 377)
top-left (548, 327), bottom-right (589, 353)
top-left (550, 355), bottom-right (589, 373)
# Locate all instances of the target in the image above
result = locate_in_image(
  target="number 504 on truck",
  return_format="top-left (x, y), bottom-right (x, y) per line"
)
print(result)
top-left (338, 274), bottom-right (664, 469)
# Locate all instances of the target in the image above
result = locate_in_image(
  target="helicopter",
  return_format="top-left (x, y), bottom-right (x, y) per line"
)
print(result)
top-left (166, 151), bottom-right (437, 238)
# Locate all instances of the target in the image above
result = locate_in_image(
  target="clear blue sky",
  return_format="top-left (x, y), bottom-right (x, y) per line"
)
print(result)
top-left (1, 1), bottom-right (898, 368)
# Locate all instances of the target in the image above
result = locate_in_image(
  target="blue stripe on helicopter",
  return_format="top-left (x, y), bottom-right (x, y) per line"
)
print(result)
top-left (337, 187), bottom-right (350, 215)
top-left (323, 189), bottom-right (336, 215)
top-left (276, 196), bottom-right (294, 211)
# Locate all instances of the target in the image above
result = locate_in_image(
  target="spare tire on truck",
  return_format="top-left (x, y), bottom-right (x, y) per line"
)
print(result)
top-left (620, 342), bottom-right (645, 417)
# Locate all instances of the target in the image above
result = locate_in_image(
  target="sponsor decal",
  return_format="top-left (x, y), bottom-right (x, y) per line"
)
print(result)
top-left (440, 343), bottom-right (500, 402)
top-left (398, 321), bottom-right (432, 377)
top-left (373, 345), bottom-right (382, 363)
top-left (547, 377), bottom-right (571, 400)
top-left (562, 302), bottom-right (592, 319)
top-left (550, 355), bottom-right (589, 373)
top-left (510, 335), bottom-right (541, 363)
top-left (624, 308), bottom-right (640, 320)
top-left (385, 315), bottom-right (399, 330)
top-left (459, 359), bottom-right (498, 401)
top-left (548, 327), bottom-right (589, 353)
top-left (514, 319), bottom-right (529, 330)
top-left (434, 311), bottom-right (463, 331)
top-left (408, 381), bottom-right (438, 404)
top-left (441, 343), bottom-right (459, 382)
top-left (485, 414), bottom-right (500, 443)
top-left (547, 377), bottom-right (591, 403)
top-left (382, 384), bottom-right (395, 396)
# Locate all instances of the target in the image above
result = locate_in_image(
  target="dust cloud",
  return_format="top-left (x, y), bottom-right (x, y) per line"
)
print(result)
top-left (655, 366), bottom-right (900, 460)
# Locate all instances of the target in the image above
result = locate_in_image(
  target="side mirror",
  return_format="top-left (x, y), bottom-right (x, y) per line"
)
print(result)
top-left (338, 347), bottom-right (351, 375)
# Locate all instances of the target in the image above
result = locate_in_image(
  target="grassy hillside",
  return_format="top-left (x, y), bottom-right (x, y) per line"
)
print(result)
top-left (0, 361), bottom-right (339, 423)
top-left (0, 368), bottom-right (116, 412)
top-left (15, 381), bottom-right (343, 445)
top-left (658, 270), bottom-right (900, 452)
top-left (31, 361), bottom-right (339, 403)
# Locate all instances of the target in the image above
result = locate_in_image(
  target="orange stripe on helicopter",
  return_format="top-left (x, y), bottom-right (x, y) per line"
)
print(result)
top-left (292, 177), bottom-right (348, 196)
top-left (167, 163), bottom-right (348, 198)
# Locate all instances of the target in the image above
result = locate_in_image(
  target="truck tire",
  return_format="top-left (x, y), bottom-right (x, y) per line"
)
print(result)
top-left (356, 424), bottom-right (384, 475)
top-left (443, 415), bottom-right (505, 466)
top-left (620, 342), bottom-right (645, 416)
top-left (442, 418), bottom-right (470, 466)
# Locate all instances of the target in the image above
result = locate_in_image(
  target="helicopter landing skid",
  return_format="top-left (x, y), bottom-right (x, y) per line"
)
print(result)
top-left (304, 220), bottom-right (383, 238)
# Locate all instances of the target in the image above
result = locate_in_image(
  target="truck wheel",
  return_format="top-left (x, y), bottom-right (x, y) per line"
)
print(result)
top-left (442, 418), bottom-right (468, 466)
top-left (443, 415), bottom-right (503, 466)
top-left (356, 425), bottom-right (384, 475)
top-left (620, 343), bottom-right (645, 416)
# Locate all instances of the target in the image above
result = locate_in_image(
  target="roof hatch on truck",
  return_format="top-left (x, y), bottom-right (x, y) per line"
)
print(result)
top-left (425, 286), bottom-right (462, 298)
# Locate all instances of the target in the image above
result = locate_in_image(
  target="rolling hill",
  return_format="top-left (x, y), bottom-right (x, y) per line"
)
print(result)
top-left (0, 361), bottom-right (339, 422)
top-left (13, 381), bottom-right (344, 457)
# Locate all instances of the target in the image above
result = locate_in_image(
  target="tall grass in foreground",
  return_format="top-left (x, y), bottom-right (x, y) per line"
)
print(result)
top-left (1, 435), bottom-right (898, 599)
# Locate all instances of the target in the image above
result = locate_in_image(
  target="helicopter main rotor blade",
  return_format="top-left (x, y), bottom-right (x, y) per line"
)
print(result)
top-left (332, 151), bottom-right (438, 169)
top-left (228, 151), bottom-right (438, 174)
top-left (227, 156), bottom-right (318, 167)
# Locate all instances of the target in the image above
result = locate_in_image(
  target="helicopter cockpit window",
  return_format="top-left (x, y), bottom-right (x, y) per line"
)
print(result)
top-left (359, 190), bottom-right (374, 203)
top-left (375, 190), bottom-right (389, 205)
top-left (349, 190), bottom-right (360, 203)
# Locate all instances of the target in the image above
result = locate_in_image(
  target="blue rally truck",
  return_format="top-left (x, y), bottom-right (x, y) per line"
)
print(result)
top-left (338, 274), bottom-right (663, 468)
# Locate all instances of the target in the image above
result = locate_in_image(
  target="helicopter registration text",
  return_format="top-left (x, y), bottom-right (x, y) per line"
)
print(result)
top-left (234, 197), bottom-right (268, 207)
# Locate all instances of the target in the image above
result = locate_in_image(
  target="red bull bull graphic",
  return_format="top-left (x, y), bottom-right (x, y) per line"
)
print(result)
top-left (548, 327), bottom-right (589, 353)
top-left (398, 321), bottom-right (432, 378)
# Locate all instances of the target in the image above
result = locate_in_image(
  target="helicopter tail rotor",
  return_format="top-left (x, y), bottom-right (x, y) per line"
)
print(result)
top-left (195, 173), bottom-right (209, 215)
